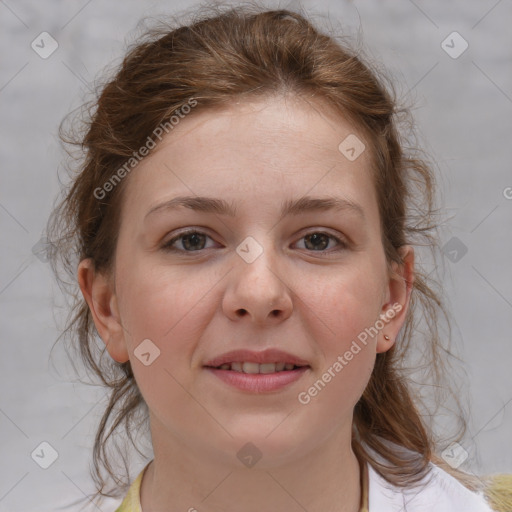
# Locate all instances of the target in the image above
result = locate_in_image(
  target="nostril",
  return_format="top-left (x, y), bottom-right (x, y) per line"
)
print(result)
top-left (234, 308), bottom-right (281, 318)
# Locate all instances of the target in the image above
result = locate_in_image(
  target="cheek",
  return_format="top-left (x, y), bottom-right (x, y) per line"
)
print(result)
top-left (294, 271), bottom-right (380, 425)
top-left (115, 263), bottom-right (220, 419)
top-left (301, 261), bottom-right (386, 350)
top-left (115, 261), bottom-right (217, 359)
top-left (292, 258), bottom-right (385, 410)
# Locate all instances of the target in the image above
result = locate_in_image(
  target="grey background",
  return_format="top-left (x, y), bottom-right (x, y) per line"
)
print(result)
top-left (1, 0), bottom-right (511, 511)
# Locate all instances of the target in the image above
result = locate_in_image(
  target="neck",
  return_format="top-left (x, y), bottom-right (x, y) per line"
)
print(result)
top-left (140, 419), bottom-right (362, 512)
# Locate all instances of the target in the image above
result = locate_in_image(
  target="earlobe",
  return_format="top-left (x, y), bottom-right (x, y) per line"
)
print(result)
top-left (77, 258), bottom-right (129, 363)
top-left (376, 245), bottom-right (415, 354)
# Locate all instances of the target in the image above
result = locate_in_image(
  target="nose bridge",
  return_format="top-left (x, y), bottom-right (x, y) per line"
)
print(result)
top-left (237, 235), bottom-right (283, 293)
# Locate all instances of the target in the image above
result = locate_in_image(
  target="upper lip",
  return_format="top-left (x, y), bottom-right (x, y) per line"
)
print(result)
top-left (203, 348), bottom-right (310, 368)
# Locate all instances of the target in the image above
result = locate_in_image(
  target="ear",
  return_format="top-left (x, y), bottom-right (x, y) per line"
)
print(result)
top-left (77, 258), bottom-right (129, 363)
top-left (376, 245), bottom-right (415, 354)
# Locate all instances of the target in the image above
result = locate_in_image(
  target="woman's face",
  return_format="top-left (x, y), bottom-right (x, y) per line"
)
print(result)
top-left (82, 95), bottom-right (412, 467)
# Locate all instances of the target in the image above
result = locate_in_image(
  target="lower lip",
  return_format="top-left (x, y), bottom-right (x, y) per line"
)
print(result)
top-left (204, 367), bottom-right (309, 392)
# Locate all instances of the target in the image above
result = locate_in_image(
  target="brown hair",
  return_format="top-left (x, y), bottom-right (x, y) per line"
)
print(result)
top-left (47, 3), bottom-right (486, 504)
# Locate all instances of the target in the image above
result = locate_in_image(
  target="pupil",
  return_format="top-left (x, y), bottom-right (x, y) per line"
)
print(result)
top-left (183, 233), bottom-right (205, 250)
top-left (305, 233), bottom-right (328, 250)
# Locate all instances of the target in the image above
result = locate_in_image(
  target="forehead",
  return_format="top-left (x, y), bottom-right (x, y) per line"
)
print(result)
top-left (120, 95), bottom-right (379, 224)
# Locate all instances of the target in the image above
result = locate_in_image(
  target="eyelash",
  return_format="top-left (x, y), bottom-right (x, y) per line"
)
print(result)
top-left (161, 228), bottom-right (348, 255)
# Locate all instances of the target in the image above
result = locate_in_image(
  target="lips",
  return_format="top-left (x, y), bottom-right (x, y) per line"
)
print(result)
top-left (215, 362), bottom-right (301, 373)
top-left (203, 348), bottom-right (311, 369)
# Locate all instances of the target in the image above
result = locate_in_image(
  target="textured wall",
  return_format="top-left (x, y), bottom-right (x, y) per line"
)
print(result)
top-left (1, 1), bottom-right (511, 510)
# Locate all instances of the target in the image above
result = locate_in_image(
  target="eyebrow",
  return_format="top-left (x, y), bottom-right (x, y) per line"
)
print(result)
top-left (144, 195), bottom-right (365, 221)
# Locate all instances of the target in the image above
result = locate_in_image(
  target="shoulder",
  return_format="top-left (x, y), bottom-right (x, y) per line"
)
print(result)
top-left (368, 461), bottom-right (494, 512)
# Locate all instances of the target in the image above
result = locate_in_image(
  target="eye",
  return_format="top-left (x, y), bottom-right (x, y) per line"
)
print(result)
top-left (161, 229), bottom-right (347, 254)
top-left (162, 230), bottom-right (218, 252)
top-left (294, 231), bottom-right (347, 252)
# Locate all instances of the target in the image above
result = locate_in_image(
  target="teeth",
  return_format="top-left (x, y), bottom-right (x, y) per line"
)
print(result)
top-left (216, 362), bottom-right (302, 373)
top-left (231, 362), bottom-right (243, 372)
top-left (242, 362), bottom-right (260, 374)
top-left (259, 363), bottom-right (276, 374)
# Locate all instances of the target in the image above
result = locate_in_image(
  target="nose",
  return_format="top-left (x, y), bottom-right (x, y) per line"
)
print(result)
top-left (222, 247), bottom-right (293, 325)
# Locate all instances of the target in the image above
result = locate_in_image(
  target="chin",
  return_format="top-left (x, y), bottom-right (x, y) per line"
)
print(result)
top-left (220, 427), bottom-right (311, 469)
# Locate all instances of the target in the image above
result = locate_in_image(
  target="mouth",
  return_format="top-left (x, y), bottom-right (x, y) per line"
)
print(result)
top-left (202, 349), bottom-right (311, 392)
top-left (204, 361), bottom-right (309, 373)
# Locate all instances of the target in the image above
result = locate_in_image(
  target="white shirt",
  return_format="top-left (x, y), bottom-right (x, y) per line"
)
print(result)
top-left (368, 461), bottom-right (494, 511)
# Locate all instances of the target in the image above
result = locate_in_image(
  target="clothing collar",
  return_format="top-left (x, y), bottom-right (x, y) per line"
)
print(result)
top-left (116, 457), bottom-right (370, 512)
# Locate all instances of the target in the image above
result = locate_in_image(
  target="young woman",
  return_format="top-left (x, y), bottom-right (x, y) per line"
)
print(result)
top-left (47, 5), bottom-right (510, 511)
